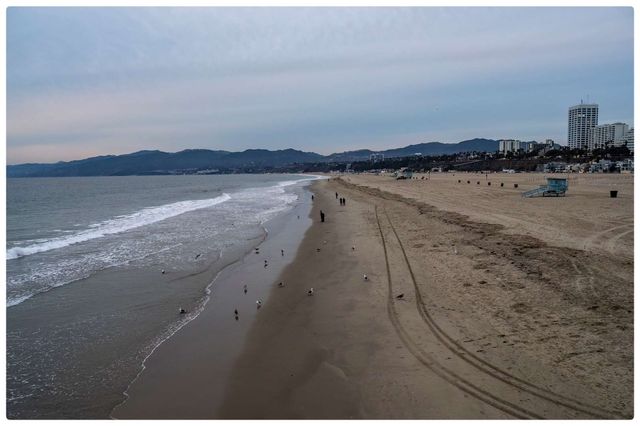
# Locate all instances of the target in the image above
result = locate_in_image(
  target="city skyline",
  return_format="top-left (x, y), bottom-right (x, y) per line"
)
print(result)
top-left (7, 7), bottom-right (634, 164)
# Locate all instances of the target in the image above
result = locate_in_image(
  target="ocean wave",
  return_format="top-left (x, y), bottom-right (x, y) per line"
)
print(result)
top-left (6, 193), bottom-right (231, 260)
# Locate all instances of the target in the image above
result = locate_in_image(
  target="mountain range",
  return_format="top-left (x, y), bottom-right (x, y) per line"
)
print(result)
top-left (8, 138), bottom-right (499, 177)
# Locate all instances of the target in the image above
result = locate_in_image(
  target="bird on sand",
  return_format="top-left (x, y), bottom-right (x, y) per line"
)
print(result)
top-left (243, 285), bottom-right (248, 294)
top-left (195, 253), bottom-right (201, 259)
top-left (278, 282), bottom-right (285, 288)
top-left (234, 309), bottom-right (238, 316)
top-left (179, 308), bottom-right (187, 314)
top-left (307, 288), bottom-right (314, 296)
top-left (161, 270), bottom-right (166, 274)
top-left (256, 300), bottom-right (262, 309)
top-left (363, 274), bottom-right (368, 281)
top-left (396, 294), bottom-right (404, 299)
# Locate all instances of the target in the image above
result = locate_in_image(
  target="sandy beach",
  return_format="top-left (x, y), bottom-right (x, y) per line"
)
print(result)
top-left (116, 173), bottom-right (633, 419)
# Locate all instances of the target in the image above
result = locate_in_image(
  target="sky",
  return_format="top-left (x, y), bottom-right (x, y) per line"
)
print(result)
top-left (6, 7), bottom-right (634, 164)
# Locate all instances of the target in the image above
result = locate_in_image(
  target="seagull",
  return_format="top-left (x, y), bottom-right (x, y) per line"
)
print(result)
top-left (278, 282), bottom-right (285, 288)
top-left (179, 308), bottom-right (187, 314)
top-left (195, 253), bottom-right (201, 259)
top-left (307, 288), bottom-right (314, 296)
top-left (243, 285), bottom-right (248, 294)
top-left (235, 315), bottom-right (239, 321)
top-left (234, 309), bottom-right (238, 316)
top-left (396, 294), bottom-right (404, 299)
top-left (256, 300), bottom-right (262, 309)
top-left (363, 274), bottom-right (368, 281)
top-left (161, 270), bottom-right (166, 274)
top-left (352, 246), bottom-right (355, 251)
top-left (453, 246), bottom-right (458, 255)
top-left (281, 249), bottom-right (284, 256)
top-left (316, 248), bottom-right (321, 252)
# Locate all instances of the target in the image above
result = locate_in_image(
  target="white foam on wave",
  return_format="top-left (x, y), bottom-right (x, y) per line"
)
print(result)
top-left (6, 193), bottom-right (231, 261)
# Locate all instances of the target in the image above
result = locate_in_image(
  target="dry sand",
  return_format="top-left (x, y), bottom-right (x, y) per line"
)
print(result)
top-left (219, 173), bottom-right (633, 419)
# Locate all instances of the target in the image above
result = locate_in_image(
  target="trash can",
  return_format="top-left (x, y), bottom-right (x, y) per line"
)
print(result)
top-left (610, 190), bottom-right (618, 198)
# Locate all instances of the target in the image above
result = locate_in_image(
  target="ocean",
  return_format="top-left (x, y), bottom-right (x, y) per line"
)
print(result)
top-left (6, 174), bottom-right (319, 419)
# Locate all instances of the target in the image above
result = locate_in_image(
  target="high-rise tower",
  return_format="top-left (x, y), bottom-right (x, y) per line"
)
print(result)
top-left (568, 103), bottom-right (598, 149)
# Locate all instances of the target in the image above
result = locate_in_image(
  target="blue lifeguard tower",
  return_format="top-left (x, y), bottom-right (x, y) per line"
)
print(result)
top-left (522, 177), bottom-right (568, 197)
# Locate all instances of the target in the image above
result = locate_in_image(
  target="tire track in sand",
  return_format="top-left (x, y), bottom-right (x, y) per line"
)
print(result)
top-left (380, 207), bottom-right (621, 419)
top-left (375, 206), bottom-right (537, 419)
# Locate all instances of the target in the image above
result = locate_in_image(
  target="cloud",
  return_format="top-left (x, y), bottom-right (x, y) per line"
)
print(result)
top-left (7, 7), bottom-right (634, 163)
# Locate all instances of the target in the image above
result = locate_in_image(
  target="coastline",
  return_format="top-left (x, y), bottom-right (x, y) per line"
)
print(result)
top-left (110, 183), bottom-right (315, 418)
top-left (218, 175), bottom-right (632, 419)
top-left (115, 174), bottom-right (632, 419)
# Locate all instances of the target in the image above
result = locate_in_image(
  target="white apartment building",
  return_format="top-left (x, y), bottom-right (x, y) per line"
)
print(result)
top-left (623, 128), bottom-right (634, 152)
top-left (499, 139), bottom-right (534, 154)
top-left (568, 103), bottom-right (598, 149)
top-left (589, 122), bottom-right (628, 150)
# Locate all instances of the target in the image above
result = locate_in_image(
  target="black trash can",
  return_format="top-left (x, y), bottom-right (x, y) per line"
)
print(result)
top-left (610, 190), bottom-right (618, 198)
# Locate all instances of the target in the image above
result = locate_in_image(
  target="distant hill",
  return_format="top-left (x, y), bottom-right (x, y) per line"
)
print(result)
top-left (7, 148), bottom-right (324, 177)
top-left (325, 138), bottom-right (499, 162)
top-left (7, 139), bottom-right (499, 177)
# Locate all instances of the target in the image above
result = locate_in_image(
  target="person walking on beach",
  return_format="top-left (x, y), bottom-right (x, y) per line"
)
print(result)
top-left (320, 210), bottom-right (325, 222)
top-left (335, 192), bottom-right (338, 199)
top-left (343, 198), bottom-right (346, 206)
top-left (311, 195), bottom-right (314, 201)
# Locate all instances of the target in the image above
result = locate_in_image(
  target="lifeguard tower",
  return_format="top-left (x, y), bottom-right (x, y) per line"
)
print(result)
top-left (522, 177), bottom-right (568, 197)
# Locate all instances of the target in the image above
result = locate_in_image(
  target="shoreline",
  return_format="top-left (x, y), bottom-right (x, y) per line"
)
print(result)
top-left (112, 173), bottom-right (631, 419)
top-left (217, 176), bottom-right (631, 419)
top-left (111, 183), bottom-right (315, 418)
top-left (7, 174), bottom-right (318, 419)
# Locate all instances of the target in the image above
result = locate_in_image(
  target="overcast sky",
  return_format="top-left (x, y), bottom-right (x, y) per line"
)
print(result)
top-left (7, 7), bottom-right (634, 164)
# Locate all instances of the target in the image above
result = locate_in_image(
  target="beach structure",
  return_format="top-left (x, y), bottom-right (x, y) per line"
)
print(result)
top-left (522, 177), bottom-right (568, 197)
top-left (396, 168), bottom-right (413, 180)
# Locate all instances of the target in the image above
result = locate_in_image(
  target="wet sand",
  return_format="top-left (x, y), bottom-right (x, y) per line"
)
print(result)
top-left (117, 173), bottom-right (633, 419)
top-left (111, 191), bottom-right (313, 419)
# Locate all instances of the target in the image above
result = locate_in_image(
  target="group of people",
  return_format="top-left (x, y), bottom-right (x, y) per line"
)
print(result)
top-left (313, 191), bottom-right (348, 223)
